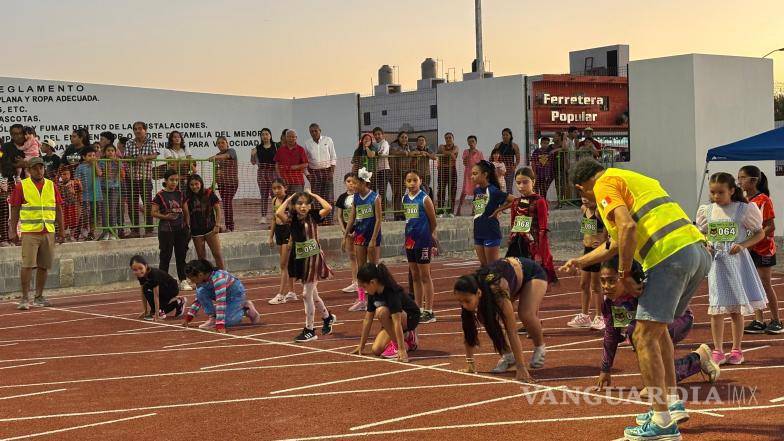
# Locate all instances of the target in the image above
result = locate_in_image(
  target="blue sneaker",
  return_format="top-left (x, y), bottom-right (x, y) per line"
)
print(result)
top-left (624, 420), bottom-right (681, 441)
top-left (635, 401), bottom-right (689, 426)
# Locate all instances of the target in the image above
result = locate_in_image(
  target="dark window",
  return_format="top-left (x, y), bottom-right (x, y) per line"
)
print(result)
top-left (584, 57), bottom-right (594, 73)
top-left (381, 110), bottom-right (387, 116)
top-left (363, 112), bottom-right (371, 126)
top-left (607, 50), bottom-right (618, 76)
top-left (430, 105), bottom-right (438, 119)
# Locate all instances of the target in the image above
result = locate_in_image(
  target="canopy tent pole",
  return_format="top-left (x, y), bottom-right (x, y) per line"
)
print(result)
top-left (694, 160), bottom-right (710, 221)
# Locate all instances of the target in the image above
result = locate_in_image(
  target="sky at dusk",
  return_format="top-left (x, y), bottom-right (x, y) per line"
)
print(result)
top-left (3, 0), bottom-right (783, 98)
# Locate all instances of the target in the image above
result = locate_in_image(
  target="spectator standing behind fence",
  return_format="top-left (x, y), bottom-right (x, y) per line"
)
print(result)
top-left (530, 136), bottom-right (556, 204)
top-left (184, 174), bottom-right (225, 270)
top-left (389, 131), bottom-right (410, 220)
top-left (351, 133), bottom-right (377, 175)
top-left (371, 127), bottom-right (391, 211)
top-left (40, 139), bottom-right (61, 180)
top-left (274, 129), bottom-right (309, 194)
top-left (18, 127), bottom-right (41, 178)
top-left (411, 135), bottom-right (437, 195)
top-left (62, 128), bottom-right (90, 171)
top-left (152, 169), bottom-right (192, 291)
top-left (211, 136), bottom-right (238, 232)
top-left (493, 128), bottom-right (520, 194)
top-left (99, 143), bottom-right (125, 240)
top-left (125, 122), bottom-right (159, 237)
top-left (58, 167), bottom-right (81, 241)
top-left (75, 147), bottom-right (103, 241)
top-left (164, 131), bottom-right (195, 184)
top-left (305, 123), bottom-right (337, 225)
top-left (0, 124), bottom-right (28, 246)
top-left (251, 128), bottom-right (277, 224)
top-left (455, 135), bottom-right (484, 216)
top-left (437, 132), bottom-right (459, 217)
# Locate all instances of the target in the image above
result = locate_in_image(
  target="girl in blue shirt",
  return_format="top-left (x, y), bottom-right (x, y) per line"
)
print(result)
top-left (403, 170), bottom-right (437, 323)
top-left (472, 160), bottom-right (515, 265)
top-left (345, 167), bottom-right (383, 311)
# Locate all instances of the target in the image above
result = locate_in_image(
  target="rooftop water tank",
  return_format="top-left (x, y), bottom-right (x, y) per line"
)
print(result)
top-left (421, 58), bottom-right (437, 79)
top-left (378, 65), bottom-right (394, 85)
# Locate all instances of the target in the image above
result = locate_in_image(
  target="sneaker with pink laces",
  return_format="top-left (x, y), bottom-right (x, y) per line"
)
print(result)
top-left (348, 300), bottom-right (366, 312)
top-left (727, 349), bottom-right (744, 365)
top-left (405, 330), bottom-right (418, 351)
top-left (711, 350), bottom-right (727, 366)
top-left (380, 340), bottom-right (399, 358)
top-left (567, 313), bottom-right (592, 328)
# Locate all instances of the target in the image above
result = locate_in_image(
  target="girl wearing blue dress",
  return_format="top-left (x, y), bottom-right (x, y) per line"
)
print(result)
top-left (403, 170), bottom-right (437, 323)
top-left (697, 172), bottom-right (767, 366)
top-left (345, 167), bottom-right (383, 312)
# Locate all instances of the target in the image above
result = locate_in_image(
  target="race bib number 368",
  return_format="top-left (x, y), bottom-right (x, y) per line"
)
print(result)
top-left (511, 216), bottom-right (532, 233)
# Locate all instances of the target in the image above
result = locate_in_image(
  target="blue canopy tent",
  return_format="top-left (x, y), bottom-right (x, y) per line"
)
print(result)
top-left (697, 126), bottom-right (784, 208)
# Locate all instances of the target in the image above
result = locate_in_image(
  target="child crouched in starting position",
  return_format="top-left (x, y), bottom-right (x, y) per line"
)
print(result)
top-left (182, 259), bottom-right (261, 333)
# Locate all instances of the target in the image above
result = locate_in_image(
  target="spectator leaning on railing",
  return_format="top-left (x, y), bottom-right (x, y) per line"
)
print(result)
top-left (304, 123), bottom-right (337, 224)
top-left (273, 129), bottom-right (308, 194)
top-left (125, 121), bottom-right (159, 238)
top-left (211, 136), bottom-right (239, 232)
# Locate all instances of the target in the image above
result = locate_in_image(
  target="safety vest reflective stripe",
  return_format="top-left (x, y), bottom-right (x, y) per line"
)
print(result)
top-left (631, 196), bottom-right (674, 223)
top-left (638, 218), bottom-right (692, 260)
top-left (19, 206), bottom-right (57, 211)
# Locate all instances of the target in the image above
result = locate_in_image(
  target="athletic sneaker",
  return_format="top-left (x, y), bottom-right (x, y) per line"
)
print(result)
top-left (711, 350), bottom-right (727, 366)
top-left (765, 320), bottom-right (784, 334)
top-left (590, 315), bottom-right (605, 331)
top-left (283, 292), bottom-right (298, 302)
top-left (322, 313), bottom-right (336, 335)
top-left (179, 280), bottom-right (193, 291)
top-left (405, 330), bottom-right (418, 351)
top-left (420, 310), bottom-right (436, 324)
top-left (743, 320), bottom-right (767, 334)
top-left (294, 328), bottom-right (317, 342)
top-left (624, 420), bottom-right (681, 441)
top-left (33, 296), bottom-right (51, 307)
top-left (636, 400), bottom-right (689, 426)
top-left (173, 297), bottom-right (187, 318)
top-left (158, 310), bottom-right (167, 320)
top-left (693, 344), bottom-right (720, 382)
top-left (17, 301), bottom-right (30, 311)
top-left (198, 317), bottom-right (216, 330)
top-left (567, 313), bottom-right (592, 328)
top-left (341, 282), bottom-right (358, 293)
top-left (530, 345), bottom-right (546, 369)
top-left (268, 293), bottom-right (287, 305)
top-left (348, 300), bottom-right (366, 312)
top-left (727, 349), bottom-right (744, 365)
top-left (491, 352), bottom-right (515, 373)
top-left (381, 340), bottom-right (399, 358)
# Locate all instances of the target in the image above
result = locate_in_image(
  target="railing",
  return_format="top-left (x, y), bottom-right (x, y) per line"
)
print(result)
top-left (553, 148), bottom-right (616, 207)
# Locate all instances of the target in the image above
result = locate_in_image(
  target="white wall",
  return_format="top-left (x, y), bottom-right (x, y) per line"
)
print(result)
top-left (628, 55), bottom-right (775, 228)
top-left (292, 93), bottom-right (359, 158)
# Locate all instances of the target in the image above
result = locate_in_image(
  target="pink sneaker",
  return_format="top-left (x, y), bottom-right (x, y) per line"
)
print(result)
top-left (380, 340), bottom-right (399, 359)
top-left (567, 313), bottom-right (592, 328)
top-left (405, 330), bottom-right (418, 351)
top-left (348, 300), bottom-right (366, 312)
top-left (711, 350), bottom-right (727, 366)
top-left (727, 349), bottom-right (744, 365)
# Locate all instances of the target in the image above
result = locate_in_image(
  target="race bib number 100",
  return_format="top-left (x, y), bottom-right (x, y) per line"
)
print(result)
top-left (511, 216), bottom-right (532, 233)
top-left (707, 221), bottom-right (738, 242)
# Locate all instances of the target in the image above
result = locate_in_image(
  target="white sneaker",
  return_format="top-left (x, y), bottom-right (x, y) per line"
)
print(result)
top-left (590, 315), bottom-right (606, 331)
top-left (567, 313), bottom-right (592, 328)
top-left (284, 292), bottom-right (298, 302)
top-left (348, 300), bottom-right (366, 312)
top-left (530, 345), bottom-right (546, 368)
top-left (268, 293), bottom-right (287, 305)
top-left (341, 282), bottom-right (358, 293)
top-left (179, 280), bottom-right (193, 291)
top-left (198, 317), bottom-right (216, 330)
top-left (491, 352), bottom-right (515, 373)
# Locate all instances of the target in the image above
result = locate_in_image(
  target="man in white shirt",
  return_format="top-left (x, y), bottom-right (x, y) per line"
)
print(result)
top-left (371, 127), bottom-right (391, 211)
top-left (304, 123), bottom-right (337, 223)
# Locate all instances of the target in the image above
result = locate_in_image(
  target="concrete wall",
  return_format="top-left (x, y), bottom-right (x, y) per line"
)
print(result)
top-left (627, 54), bottom-right (774, 223)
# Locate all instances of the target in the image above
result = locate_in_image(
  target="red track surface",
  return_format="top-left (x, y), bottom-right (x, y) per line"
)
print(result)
top-left (1, 258), bottom-right (783, 440)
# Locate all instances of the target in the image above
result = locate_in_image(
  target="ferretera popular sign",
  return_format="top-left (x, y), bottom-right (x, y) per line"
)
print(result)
top-left (542, 93), bottom-right (604, 123)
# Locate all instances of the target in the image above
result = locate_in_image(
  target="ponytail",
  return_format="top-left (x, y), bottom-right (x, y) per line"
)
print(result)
top-left (454, 269), bottom-right (509, 355)
top-left (356, 262), bottom-right (403, 293)
top-left (739, 165), bottom-right (770, 196)
top-left (476, 160), bottom-right (502, 190)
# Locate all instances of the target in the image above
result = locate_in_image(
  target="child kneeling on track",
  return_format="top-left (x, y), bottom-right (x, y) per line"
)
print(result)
top-left (182, 259), bottom-right (261, 333)
top-left (403, 170), bottom-right (438, 323)
top-left (592, 257), bottom-right (720, 415)
top-left (353, 262), bottom-right (420, 361)
top-left (345, 167), bottom-right (383, 312)
top-left (453, 256), bottom-right (548, 382)
top-left (268, 179), bottom-right (297, 305)
top-left (130, 255), bottom-right (186, 321)
top-left (568, 196), bottom-right (608, 330)
top-left (276, 190), bottom-right (337, 342)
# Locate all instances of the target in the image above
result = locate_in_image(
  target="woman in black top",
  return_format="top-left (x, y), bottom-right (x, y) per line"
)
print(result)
top-left (62, 127), bottom-right (90, 170)
top-left (251, 127), bottom-right (277, 223)
top-left (493, 128), bottom-right (520, 193)
top-left (130, 254), bottom-right (186, 321)
top-left (353, 262), bottom-right (420, 361)
top-left (183, 174), bottom-right (225, 270)
top-left (151, 169), bottom-right (191, 291)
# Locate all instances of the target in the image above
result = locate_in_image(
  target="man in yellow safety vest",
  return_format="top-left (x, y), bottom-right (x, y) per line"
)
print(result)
top-left (561, 159), bottom-right (711, 441)
top-left (9, 157), bottom-right (65, 310)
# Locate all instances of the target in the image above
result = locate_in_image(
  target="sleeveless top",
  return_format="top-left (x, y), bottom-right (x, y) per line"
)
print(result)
top-left (353, 190), bottom-right (379, 237)
top-left (403, 190), bottom-right (431, 249)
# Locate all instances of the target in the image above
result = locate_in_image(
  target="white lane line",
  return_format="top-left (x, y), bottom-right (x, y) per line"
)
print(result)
top-left (770, 395), bottom-right (784, 403)
top-left (538, 362), bottom-right (784, 383)
top-left (199, 343), bottom-right (358, 370)
top-left (547, 337), bottom-right (605, 349)
top-left (270, 363), bottom-right (449, 395)
top-left (741, 345), bottom-right (770, 353)
top-left (350, 386), bottom-right (565, 431)
top-left (0, 328), bottom-right (180, 344)
top-left (115, 326), bottom-right (161, 333)
top-left (0, 388), bottom-right (66, 401)
top-left (0, 412), bottom-right (157, 441)
top-left (0, 343), bottom-right (18, 348)
top-left (545, 290), bottom-right (580, 298)
top-left (0, 317), bottom-right (102, 331)
top-left (0, 362), bottom-right (46, 370)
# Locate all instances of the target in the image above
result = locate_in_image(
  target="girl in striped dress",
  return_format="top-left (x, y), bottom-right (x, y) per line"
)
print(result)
top-left (276, 190), bottom-right (336, 342)
top-left (696, 172), bottom-right (767, 365)
top-left (344, 167), bottom-right (383, 312)
top-left (403, 170), bottom-right (437, 323)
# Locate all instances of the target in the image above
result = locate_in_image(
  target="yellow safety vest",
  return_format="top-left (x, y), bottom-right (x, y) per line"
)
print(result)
top-left (596, 168), bottom-right (703, 272)
top-left (19, 178), bottom-right (56, 233)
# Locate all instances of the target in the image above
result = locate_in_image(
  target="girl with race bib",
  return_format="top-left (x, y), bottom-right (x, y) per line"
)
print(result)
top-left (345, 167), bottom-right (383, 312)
top-left (276, 191), bottom-right (337, 342)
top-left (335, 173), bottom-right (359, 295)
top-left (268, 179), bottom-right (297, 305)
top-left (403, 170), bottom-right (438, 323)
top-left (472, 160), bottom-right (515, 266)
top-left (503, 168), bottom-right (556, 283)
top-left (696, 172), bottom-right (767, 365)
top-left (568, 196), bottom-right (608, 330)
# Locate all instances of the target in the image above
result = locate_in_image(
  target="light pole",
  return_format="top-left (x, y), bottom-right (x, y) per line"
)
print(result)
top-left (475, 0), bottom-right (484, 79)
top-left (762, 48), bottom-right (784, 58)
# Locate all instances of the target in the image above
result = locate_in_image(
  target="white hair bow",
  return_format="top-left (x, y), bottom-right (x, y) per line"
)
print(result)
top-left (358, 167), bottom-right (373, 183)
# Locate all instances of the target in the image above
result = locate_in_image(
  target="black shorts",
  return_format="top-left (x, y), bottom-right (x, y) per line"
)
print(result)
top-left (274, 224), bottom-right (291, 246)
top-left (583, 246), bottom-right (601, 273)
top-left (406, 247), bottom-right (431, 264)
top-left (505, 235), bottom-right (532, 259)
top-left (749, 250), bottom-right (777, 268)
top-left (404, 312), bottom-right (420, 332)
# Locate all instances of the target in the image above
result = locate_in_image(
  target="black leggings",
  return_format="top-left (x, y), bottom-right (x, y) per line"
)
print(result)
top-left (144, 286), bottom-right (180, 313)
top-left (159, 229), bottom-right (190, 281)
